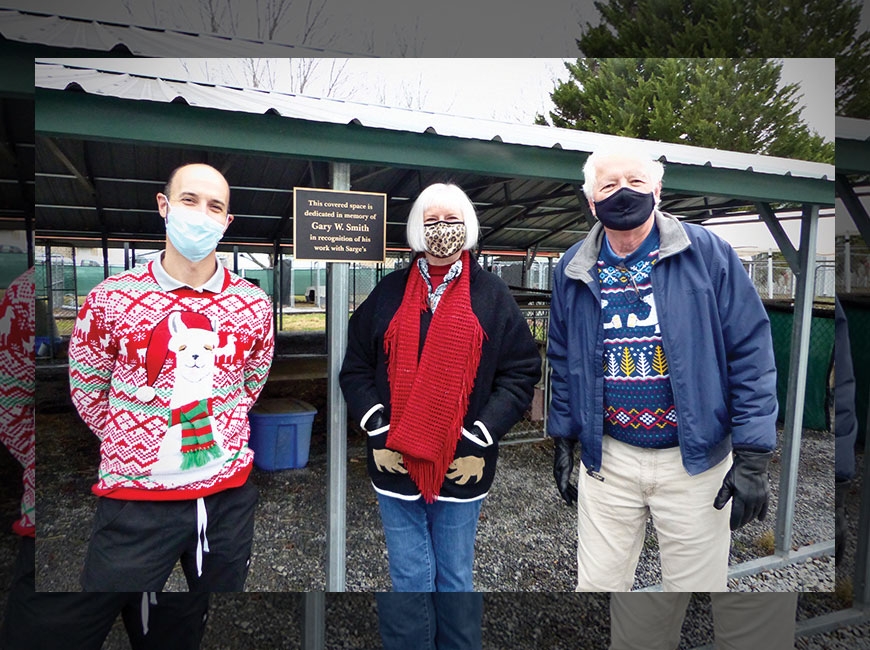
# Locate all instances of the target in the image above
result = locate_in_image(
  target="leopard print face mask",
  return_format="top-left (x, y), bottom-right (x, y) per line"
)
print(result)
top-left (424, 221), bottom-right (466, 258)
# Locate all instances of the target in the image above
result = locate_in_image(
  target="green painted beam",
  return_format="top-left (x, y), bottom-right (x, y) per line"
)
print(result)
top-left (2, 40), bottom-right (134, 97)
top-left (836, 138), bottom-right (870, 175)
top-left (0, 52), bottom-right (34, 99)
top-left (36, 88), bottom-right (834, 205)
top-left (35, 88), bottom-right (589, 179)
top-left (663, 164), bottom-right (833, 206)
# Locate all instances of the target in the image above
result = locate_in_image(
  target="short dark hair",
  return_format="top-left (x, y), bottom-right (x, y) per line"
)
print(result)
top-left (164, 165), bottom-right (184, 198)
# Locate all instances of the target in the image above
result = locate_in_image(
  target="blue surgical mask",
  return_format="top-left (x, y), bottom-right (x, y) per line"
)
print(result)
top-left (594, 187), bottom-right (655, 231)
top-left (165, 204), bottom-right (226, 262)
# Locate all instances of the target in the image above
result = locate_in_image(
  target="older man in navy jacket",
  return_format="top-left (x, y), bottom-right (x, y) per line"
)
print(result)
top-left (547, 144), bottom-right (778, 592)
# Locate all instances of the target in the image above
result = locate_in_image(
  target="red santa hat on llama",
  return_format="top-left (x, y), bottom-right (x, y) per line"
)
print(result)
top-left (135, 311), bottom-right (218, 402)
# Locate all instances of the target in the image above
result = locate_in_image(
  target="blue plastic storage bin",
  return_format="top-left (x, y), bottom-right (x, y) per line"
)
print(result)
top-left (248, 398), bottom-right (317, 470)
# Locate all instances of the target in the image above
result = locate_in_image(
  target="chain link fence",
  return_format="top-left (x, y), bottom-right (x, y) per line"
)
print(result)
top-left (501, 306), bottom-right (550, 442)
top-left (29, 243), bottom-right (835, 433)
top-left (746, 251), bottom-right (835, 301)
top-left (836, 234), bottom-right (870, 295)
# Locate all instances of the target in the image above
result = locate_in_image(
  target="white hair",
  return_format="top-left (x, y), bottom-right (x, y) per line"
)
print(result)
top-left (581, 144), bottom-right (665, 201)
top-left (406, 183), bottom-right (480, 253)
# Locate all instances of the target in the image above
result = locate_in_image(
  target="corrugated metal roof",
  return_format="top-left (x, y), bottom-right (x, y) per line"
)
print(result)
top-left (32, 60), bottom-right (835, 255)
top-left (35, 60), bottom-right (834, 182)
top-left (0, 8), bottom-right (362, 57)
top-left (836, 116), bottom-right (870, 142)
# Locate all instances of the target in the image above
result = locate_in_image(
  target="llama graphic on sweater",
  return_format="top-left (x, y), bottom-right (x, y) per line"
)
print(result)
top-left (136, 311), bottom-right (228, 484)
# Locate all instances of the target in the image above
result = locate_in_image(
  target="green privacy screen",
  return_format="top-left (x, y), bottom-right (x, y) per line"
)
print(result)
top-left (764, 302), bottom-right (834, 433)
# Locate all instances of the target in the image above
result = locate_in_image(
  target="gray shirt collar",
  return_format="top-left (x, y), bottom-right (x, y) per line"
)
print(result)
top-left (152, 252), bottom-right (226, 293)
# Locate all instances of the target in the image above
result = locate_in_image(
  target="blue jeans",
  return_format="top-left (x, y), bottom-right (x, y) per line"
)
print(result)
top-left (376, 493), bottom-right (483, 592)
top-left (376, 592), bottom-right (483, 650)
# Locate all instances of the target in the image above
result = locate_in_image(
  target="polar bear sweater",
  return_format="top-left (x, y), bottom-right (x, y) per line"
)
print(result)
top-left (598, 227), bottom-right (679, 448)
top-left (0, 267), bottom-right (35, 536)
top-left (69, 259), bottom-right (274, 500)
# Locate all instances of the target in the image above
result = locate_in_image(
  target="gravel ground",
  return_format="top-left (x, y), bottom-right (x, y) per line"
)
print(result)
top-left (34, 373), bottom-right (835, 593)
top-left (8, 350), bottom-right (867, 647)
top-left (90, 588), bottom-right (870, 649)
top-left (3, 446), bottom-right (867, 648)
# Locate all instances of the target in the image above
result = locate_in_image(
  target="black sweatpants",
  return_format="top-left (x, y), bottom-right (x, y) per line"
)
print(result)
top-left (80, 479), bottom-right (258, 592)
top-left (0, 537), bottom-right (210, 650)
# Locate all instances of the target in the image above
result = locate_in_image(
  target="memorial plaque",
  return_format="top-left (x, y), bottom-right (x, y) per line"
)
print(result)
top-left (293, 188), bottom-right (386, 262)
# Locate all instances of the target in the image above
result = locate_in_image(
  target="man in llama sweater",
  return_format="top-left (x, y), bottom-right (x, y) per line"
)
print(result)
top-left (69, 163), bottom-right (274, 592)
top-left (1, 267), bottom-right (211, 649)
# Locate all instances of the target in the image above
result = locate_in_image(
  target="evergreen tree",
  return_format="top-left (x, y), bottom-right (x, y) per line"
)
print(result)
top-left (573, 0), bottom-right (869, 118)
top-left (538, 58), bottom-right (834, 162)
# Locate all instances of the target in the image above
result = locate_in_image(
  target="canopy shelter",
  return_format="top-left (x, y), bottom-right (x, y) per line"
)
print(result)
top-left (32, 60), bottom-right (832, 256)
top-left (829, 116), bottom-right (870, 625)
top-left (31, 58), bottom-right (835, 593)
top-left (0, 44), bottom-right (34, 264)
top-left (0, 6), bottom-right (845, 637)
top-left (0, 6), bottom-right (362, 59)
top-left (0, 39), bottom-right (833, 642)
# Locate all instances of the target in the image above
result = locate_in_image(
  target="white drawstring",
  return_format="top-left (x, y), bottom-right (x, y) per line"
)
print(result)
top-left (140, 592), bottom-right (157, 636)
top-left (196, 497), bottom-right (210, 577)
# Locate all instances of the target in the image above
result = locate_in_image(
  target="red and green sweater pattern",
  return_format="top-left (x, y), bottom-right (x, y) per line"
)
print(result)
top-left (69, 262), bottom-right (274, 500)
top-left (0, 267), bottom-right (35, 536)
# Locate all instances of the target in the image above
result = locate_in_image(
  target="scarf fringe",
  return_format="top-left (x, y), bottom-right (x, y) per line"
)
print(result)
top-left (179, 444), bottom-right (222, 470)
top-left (406, 322), bottom-right (484, 503)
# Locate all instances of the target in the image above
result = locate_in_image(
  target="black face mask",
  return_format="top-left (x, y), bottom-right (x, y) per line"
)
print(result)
top-left (593, 187), bottom-right (655, 231)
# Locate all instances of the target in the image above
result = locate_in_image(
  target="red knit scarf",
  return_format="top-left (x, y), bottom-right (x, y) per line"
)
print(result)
top-left (384, 251), bottom-right (485, 502)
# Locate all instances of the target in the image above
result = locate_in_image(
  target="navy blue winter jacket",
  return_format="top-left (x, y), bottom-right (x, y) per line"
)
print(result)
top-left (835, 297), bottom-right (857, 481)
top-left (547, 211), bottom-right (778, 476)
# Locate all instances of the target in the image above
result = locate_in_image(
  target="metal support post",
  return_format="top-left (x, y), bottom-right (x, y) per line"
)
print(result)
top-left (326, 162), bottom-right (350, 592)
top-left (302, 592), bottom-right (325, 650)
top-left (272, 240), bottom-right (280, 339)
top-left (844, 236), bottom-right (851, 293)
top-left (774, 204), bottom-right (819, 554)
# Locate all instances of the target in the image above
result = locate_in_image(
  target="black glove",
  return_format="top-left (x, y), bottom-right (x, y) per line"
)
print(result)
top-left (836, 479), bottom-right (849, 564)
top-left (553, 437), bottom-right (578, 506)
top-left (713, 449), bottom-right (773, 530)
top-left (364, 409), bottom-right (388, 433)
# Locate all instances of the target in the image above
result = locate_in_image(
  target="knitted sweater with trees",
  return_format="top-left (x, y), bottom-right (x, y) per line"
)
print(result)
top-left (68, 260), bottom-right (274, 500)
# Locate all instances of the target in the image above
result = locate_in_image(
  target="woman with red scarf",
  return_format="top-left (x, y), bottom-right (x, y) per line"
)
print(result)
top-left (341, 182), bottom-right (541, 648)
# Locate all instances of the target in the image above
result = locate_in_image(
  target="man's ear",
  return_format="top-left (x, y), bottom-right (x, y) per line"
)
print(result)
top-left (653, 182), bottom-right (662, 204)
top-left (156, 193), bottom-right (170, 219)
top-left (587, 199), bottom-right (596, 217)
top-left (225, 213), bottom-right (234, 228)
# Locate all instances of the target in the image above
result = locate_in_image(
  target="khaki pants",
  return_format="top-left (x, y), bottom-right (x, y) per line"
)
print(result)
top-left (610, 593), bottom-right (799, 649)
top-left (577, 436), bottom-right (732, 592)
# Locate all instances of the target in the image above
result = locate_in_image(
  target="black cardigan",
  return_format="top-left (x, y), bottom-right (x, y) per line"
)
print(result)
top-left (339, 255), bottom-right (542, 501)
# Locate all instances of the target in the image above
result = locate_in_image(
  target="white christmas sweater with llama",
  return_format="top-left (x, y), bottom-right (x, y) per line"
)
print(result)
top-left (69, 258), bottom-right (274, 500)
top-left (0, 267), bottom-right (35, 536)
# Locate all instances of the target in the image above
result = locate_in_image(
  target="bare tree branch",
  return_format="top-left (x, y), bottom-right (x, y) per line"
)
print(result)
top-left (324, 59), bottom-right (351, 97)
top-left (395, 17), bottom-right (426, 57)
top-left (300, 0), bottom-right (330, 44)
